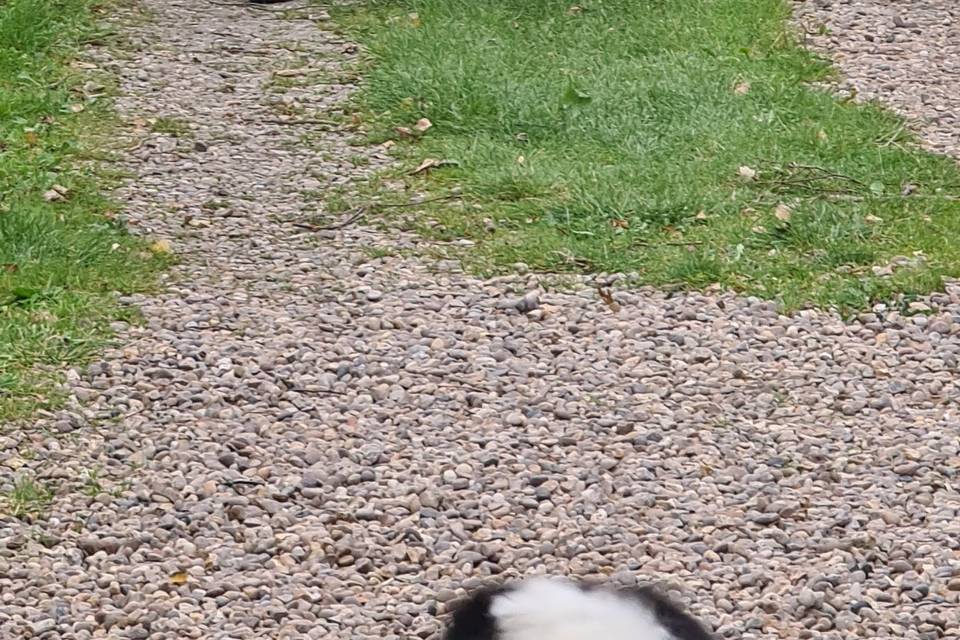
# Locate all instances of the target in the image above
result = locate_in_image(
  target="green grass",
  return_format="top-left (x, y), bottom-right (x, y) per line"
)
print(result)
top-left (2, 474), bottom-right (54, 519)
top-left (0, 0), bottom-right (166, 422)
top-left (335, 0), bottom-right (960, 311)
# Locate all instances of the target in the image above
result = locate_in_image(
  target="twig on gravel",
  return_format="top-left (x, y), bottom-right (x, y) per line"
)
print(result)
top-left (291, 194), bottom-right (463, 232)
top-left (258, 118), bottom-right (339, 127)
top-left (293, 206), bottom-right (368, 231)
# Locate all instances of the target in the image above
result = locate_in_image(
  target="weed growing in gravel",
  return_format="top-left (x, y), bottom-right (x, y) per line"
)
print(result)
top-left (336, 0), bottom-right (960, 312)
top-left (2, 475), bottom-right (53, 519)
top-left (0, 0), bottom-right (166, 422)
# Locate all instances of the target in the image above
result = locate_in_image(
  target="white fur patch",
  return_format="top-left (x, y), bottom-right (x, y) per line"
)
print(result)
top-left (489, 577), bottom-right (674, 640)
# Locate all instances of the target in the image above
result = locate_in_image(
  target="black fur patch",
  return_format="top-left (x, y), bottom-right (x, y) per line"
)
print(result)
top-left (442, 585), bottom-right (512, 640)
top-left (624, 586), bottom-right (716, 640)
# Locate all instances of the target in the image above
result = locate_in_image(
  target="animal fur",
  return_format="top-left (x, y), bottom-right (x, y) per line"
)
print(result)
top-left (443, 576), bottom-right (715, 640)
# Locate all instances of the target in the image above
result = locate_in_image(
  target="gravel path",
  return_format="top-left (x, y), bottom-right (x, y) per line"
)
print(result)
top-left (2, 1), bottom-right (960, 639)
top-left (795, 0), bottom-right (960, 156)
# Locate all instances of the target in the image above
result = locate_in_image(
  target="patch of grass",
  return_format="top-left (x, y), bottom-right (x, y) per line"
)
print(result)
top-left (2, 474), bottom-right (54, 519)
top-left (336, 0), bottom-right (960, 311)
top-left (150, 115), bottom-right (191, 137)
top-left (1, 0), bottom-right (167, 422)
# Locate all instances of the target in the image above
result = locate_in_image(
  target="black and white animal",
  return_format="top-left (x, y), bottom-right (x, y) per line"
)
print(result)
top-left (443, 576), bottom-right (716, 640)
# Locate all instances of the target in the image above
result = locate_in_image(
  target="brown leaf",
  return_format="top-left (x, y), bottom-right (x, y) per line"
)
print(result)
top-left (68, 104), bottom-right (85, 113)
top-left (24, 131), bottom-right (38, 146)
top-left (610, 218), bottom-right (629, 229)
top-left (734, 81), bottom-right (751, 96)
top-left (864, 214), bottom-right (882, 225)
top-left (411, 158), bottom-right (441, 175)
top-left (774, 203), bottom-right (792, 223)
top-left (695, 210), bottom-right (708, 221)
top-left (597, 287), bottom-right (621, 312)
top-left (169, 571), bottom-right (189, 586)
top-left (409, 158), bottom-right (459, 175)
top-left (413, 118), bottom-right (432, 133)
top-left (394, 126), bottom-right (414, 139)
top-left (737, 165), bottom-right (757, 180)
top-left (2, 263), bottom-right (18, 273)
top-left (43, 185), bottom-right (69, 202)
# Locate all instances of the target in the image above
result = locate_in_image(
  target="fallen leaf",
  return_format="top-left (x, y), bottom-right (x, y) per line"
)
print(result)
top-left (566, 5), bottom-right (583, 15)
top-left (610, 218), bottom-right (629, 229)
top-left (413, 118), bottom-right (432, 133)
top-left (409, 158), bottom-right (459, 175)
top-left (44, 184), bottom-right (69, 202)
top-left (169, 571), bottom-right (189, 586)
top-left (150, 239), bottom-right (172, 254)
top-left (751, 225), bottom-right (767, 234)
top-left (516, 155), bottom-right (525, 165)
top-left (597, 287), bottom-right (621, 312)
top-left (411, 158), bottom-right (441, 175)
top-left (734, 81), bottom-right (751, 95)
top-left (409, 12), bottom-right (421, 27)
top-left (774, 203), bottom-right (792, 223)
top-left (864, 214), bottom-right (882, 224)
top-left (380, 140), bottom-right (396, 150)
top-left (695, 210), bottom-right (708, 221)
top-left (2, 263), bottom-right (18, 273)
top-left (816, 129), bottom-right (828, 142)
top-left (738, 165), bottom-right (757, 180)
top-left (24, 131), bottom-right (38, 146)
top-left (68, 104), bottom-right (85, 113)
top-left (394, 126), bottom-right (414, 139)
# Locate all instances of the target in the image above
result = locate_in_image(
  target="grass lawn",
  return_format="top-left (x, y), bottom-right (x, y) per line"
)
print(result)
top-left (334, 0), bottom-right (960, 312)
top-left (0, 0), bottom-right (165, 422)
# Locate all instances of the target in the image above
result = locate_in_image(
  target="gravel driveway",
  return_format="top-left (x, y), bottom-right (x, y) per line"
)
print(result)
top-left (1, 1), bottom-right (959, 639)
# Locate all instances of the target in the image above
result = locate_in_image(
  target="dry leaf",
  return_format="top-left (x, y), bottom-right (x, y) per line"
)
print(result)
top-left (380, 140), bottom-right (396, 150)
top-left (738, 165), bottom-right (757, 180)
top-left (695, 210), bottom-right (708, 221)
top-left (566, 5), bottom-right (583, 15)
top-left (597, 287), bottom-right (621, 312)
top-left (43, 185), bottom-right (69, 202)
top-left (394, 126), bottom-right (414, 139)
top-left (774, 203), bottom-right (792, 223)
top-left (734, 81), bottom-right (751, 95)
top-left (409, 12), bottom-right (421, 27)
top-left (150, 239), bottom-right (172, 254)
top-left (864, 214), bottom-right (882, 224)
top-left (751, 225), bottom-right (767, 234)
top-left (169, 571), bottom-right (189, 586)
top-left (413, 118), bottom-right (432, 133)
top-left (68, 104), bottom-right (85, 113)
top-left (610, 218), bottom-right (629, 229)
top-left (411, 158), bottom-right (441, 175)
top-left (2, 263), bottom-right (18, 273)
top-left (516, 154), bottom-right (525, 165)
top-left (24, 131), bottom-right (38, 146)
top-left (816, 129), bottom-right (828, 142)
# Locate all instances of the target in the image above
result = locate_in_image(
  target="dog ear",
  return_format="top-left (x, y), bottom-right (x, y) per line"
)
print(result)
top-left (621, 586), bottom-right (717, 640)
top-left (442, 583), bottom-right (512, 640)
